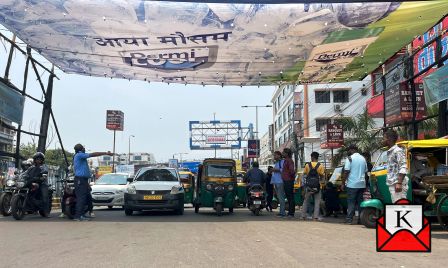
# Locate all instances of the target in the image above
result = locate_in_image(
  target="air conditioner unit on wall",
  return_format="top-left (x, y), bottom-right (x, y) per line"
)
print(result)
top-left (334, 104), bottom-right (342, 112)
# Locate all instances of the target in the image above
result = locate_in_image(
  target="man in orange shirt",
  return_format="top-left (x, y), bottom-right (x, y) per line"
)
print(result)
top-left (301, 152), bottom-right (325, 221)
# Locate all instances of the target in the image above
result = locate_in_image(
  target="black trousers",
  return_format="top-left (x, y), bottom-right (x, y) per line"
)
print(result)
top-left (74, 177), bottom-right (89, 218)
top-left (284, 180), bottom-right (295, 216)
top-left (266, 184), bottom-right (274, 209)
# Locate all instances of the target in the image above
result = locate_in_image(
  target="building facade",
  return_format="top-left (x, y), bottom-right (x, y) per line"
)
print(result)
top-left (259, 129), bottom-right (273, 165)
top-left (271, 78), bottom-right (374, 168)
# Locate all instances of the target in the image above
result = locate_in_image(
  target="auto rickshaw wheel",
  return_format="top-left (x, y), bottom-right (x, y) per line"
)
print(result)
top-left (254, 208), bottom-right (260, 216)
top-left (436, 195), bottom-right (448, 230)
top-left (229, 207), bottom-right (234, 213)
top-left (360, 207), bottom-right (380, 229)
top-left (242, 202), bottom-right (246, 208)
top-left (271, 200), bottom-right (278, 210)
top-left (216, 203), bottom-right (223, 216)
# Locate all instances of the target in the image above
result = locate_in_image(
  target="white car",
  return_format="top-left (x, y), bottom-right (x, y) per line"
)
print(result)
top-left (91, 173), bottom-right (129, 209)
top-left (124, 167), bottom-right (184, 216)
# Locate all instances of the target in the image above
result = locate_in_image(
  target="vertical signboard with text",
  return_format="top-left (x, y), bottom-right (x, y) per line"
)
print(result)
top-left (247, 139), bottom-right (260, 158)
top-left (385, 83), bottom-right (426, 124)
top-left (106, 110), bottom-right (124, 131)
top-left (320, 124), bottom-right (344, 149)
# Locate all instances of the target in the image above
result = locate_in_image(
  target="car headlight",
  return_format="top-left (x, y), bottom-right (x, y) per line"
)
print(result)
top-left (170, 186), bottom-right (184, 194)
top-left (228, 184), bottom-right (234, 191)
top-left (127, 185), bottom-right (136, 194)
top-left (16, 181), bottom-right (25, 188)
top-left (6, 180), bottom-right (15, 187)
top-left (206, 184), bottom-right (212, 190)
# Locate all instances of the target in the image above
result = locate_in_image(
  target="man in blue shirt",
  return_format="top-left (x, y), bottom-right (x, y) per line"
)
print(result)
top-left (342, 144), bottom-right (367, 224)
top-left (73, 143), bottom-right (113, 221)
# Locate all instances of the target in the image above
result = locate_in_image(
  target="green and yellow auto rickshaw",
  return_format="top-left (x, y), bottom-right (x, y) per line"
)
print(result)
top-left (179, 171), bottom-right (195, 205)
top-left (360, 138), bottom-right (448, 229)
top-left (194, 159), bottom-right (237, 216)
top-left (236, 171), bottom-right (247, 207)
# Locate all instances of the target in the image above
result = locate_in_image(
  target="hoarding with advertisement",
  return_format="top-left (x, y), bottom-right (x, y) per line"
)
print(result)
top-left (116, 165), bottom-right (135, 176)
top-left (0, 79), bottom-right (25, 124)
top-left (385, 83), bottom-right (426, 124)
top-left (247, 139), bottom-right (260, 158)
top-left (168, 159), bottom-right (179, 168)
top-left (320, 124), bottom-right (344, 149)
top-left (97, 166), bottom-right (113, 177)
top-left (413, 16), bottom-right (448, 84)
top-left (205, 134), bottom-right (226, 144)
top-left (106, 110), bottom-right (124, 131)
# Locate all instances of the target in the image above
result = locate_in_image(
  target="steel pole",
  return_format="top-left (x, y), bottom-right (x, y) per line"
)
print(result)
top-left (128, 136), bottom-right (131, 164)
top-left (112, 130), bottom-right (116, 172)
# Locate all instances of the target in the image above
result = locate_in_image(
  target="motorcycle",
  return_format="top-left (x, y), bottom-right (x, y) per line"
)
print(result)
top-left (60, 175), bottom-right (77, 219)
top-left (0, 173), bottom-right (19, 216)
top-left (10, 172), bottom-right (53, 220)
top-left (248, 184), bottom-right (266, 216)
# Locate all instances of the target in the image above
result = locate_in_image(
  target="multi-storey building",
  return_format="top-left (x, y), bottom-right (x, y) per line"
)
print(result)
top-left (97, 152), bottom-right (156, 166)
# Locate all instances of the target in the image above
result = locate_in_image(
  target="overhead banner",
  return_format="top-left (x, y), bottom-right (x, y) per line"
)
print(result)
top-left (0, 79), bottom-right (25, 124)
top-left (0, 1), bottom-right (447, 85)
top-left (423, 64), bottom-right (448, 106)
top-left (247, 139), bottom-right (260, 158)
top-left (320, 124), bottom-right (343, 149)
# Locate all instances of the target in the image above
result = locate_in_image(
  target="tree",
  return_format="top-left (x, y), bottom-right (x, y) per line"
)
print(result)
top-left (19, 143), bottom-right (72, 169)
top-left (331, 109), bottom-right (382, 167)
top-left (20, 142), bottom-right (37, 160)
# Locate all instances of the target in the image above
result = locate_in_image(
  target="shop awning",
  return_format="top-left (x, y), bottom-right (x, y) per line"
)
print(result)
top-left (0, 1), bottom-right (447, 86)
top-left (366, 94), bottom-right (384, 118)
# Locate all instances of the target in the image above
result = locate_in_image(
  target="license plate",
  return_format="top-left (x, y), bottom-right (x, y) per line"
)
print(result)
top-left (94, 196), bottom-right (110, 200)
top-left (143, 195), bottom-right (163, 200)
top-left (254, 200), bottom-right (262, 205)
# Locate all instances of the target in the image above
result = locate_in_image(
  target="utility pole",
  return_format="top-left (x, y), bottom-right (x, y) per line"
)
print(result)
top-left (128, 135), bottom-right (135, 164)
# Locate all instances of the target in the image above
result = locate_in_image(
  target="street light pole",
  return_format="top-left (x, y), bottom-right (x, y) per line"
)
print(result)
top-left (128, 135), bottom-right (135, 164)
top-left (241, 105), bottom-right (272, 139)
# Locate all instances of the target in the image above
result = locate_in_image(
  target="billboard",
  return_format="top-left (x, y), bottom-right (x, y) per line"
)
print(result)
top-left (97, 166), bottom-right (113, 176)
top-left (385, 83), bottom-right (426, 124)
top-left (247, 139), bottom-right (260, 158)
top-left (320, 124), bottom-right (343, 149)
top-left (116, 165), bottom-right (135, 176)
top-left (106, 110), bottom-right (124, 131)
top-left (205, 134), bottom-right (227, 144)
top-left (0, 79), bottom-right (25, 124)
top-left (190, 120), bottom-right (241, 150)
top-left (168, 159), bottom-right (179, 168)
top-left (412, 16), bottom-right (448, 84)
top-left (1, 1), bottom-right (447, 85)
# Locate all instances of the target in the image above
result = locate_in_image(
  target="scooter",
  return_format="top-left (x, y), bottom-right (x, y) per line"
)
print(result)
top-left (0, 173), bottom-right (19, 216)
top-left (60, 176), bottom-right (77, 219)
top-left (248, 184), bottom-right (266, 216)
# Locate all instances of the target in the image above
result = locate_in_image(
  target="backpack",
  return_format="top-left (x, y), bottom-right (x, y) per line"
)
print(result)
top-left (305, 162), bottom-right (321, 193)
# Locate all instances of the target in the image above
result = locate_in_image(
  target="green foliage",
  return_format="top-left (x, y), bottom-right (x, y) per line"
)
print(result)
top-left (19, 143), bottom-right (72, 168)
top-left (331, 109), bottom-right (382, 167)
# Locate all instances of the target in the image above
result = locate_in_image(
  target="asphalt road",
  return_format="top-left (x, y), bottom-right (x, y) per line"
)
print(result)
top-left (0, 207), bottom-right (447, 268)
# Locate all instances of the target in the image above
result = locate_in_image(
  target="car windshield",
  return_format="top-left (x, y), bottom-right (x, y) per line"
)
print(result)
top-left (206, 164), bottom-right (234, 178)
top-left (96, 174), bottom-right (128, 185)
top-left (135, 169), bottom-right (178, 182)
top-left (373, 151), bottom-right (388, 171)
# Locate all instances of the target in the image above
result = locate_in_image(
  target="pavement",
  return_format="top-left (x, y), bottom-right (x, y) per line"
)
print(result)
top-left (0, 207), bottom-right (447, 268)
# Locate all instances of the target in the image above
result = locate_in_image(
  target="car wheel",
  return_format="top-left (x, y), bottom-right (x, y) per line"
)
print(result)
top-left (125, 208), bottom-right (133, 216)
top-left (216, 203), bottom-right (223, 216)
top-left (229, 207), bottom-right (234, 213)
top-left (108, 206), bottom-right (113, 209)
top-left (194, 203), bottom-right (199, 213)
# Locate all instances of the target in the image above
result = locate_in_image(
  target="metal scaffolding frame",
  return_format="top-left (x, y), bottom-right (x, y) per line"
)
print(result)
top-left (0, 32), bottom-right (69, 171)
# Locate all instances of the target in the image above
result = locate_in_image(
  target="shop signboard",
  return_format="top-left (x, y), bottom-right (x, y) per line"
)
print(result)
top-left (106, 110), bottom-right (124, 131)
top-left (320, 124), bottom-right (344, 149)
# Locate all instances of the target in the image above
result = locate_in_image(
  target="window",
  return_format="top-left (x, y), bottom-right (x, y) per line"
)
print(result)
top-left (133, 155), bottom-right (142, 161)
top-left (278, 117), bottom-right (282, 128)
top-left (206, 164), bottom-right (234, 178)
top-left (283, 132), bottom-right (288, 143)
top-left (136, 169), bottom-right (178, 182)
top-left (287, 105), bottom-right (292, 120)
top-left (315, 91), bottom-right (330, 103)
top-left (277, 95), bottom-right (281, 108)
top-left (282, 88), bottom-right (285, 96)
top-left (274, 121), bottom-right (277, 132)
top-left (279, 136), bottom-right (283, 145)
top-left (103, 156), bottom-right (111, 161)
top-left (316, 119), bottom-right (331, 132)
top-left (283, 110), bottom-right (287, 123)
top-left (333, 90), bottom-right (349, 103)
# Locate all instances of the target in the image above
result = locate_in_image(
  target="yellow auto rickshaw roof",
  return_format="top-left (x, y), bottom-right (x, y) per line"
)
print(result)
top-left (179, 171), bottom-right (193, 175)
top-left (397, 138), bottom-right (448, 149)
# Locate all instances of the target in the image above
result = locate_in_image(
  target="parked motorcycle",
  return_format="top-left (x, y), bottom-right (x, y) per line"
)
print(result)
top-left (248, 184), bottom-right (266, 216)
top-left (60, 175), bottom-right (76, 219)
top-left (0, 174), bottom-right (19, 216)
top-left (10, 172), bottom-right (53, 220)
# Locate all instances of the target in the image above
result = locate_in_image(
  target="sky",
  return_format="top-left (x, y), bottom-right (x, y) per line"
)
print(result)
top-left (1, 32), bottom-right (275, 163)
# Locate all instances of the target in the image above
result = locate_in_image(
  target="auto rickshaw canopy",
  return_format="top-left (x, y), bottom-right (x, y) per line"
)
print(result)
top-left (397, 138), bottom-right (448, 149)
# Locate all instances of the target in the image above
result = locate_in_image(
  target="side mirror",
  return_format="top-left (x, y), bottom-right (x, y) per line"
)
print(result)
top-left (127, 177), bottom-right (134, 183)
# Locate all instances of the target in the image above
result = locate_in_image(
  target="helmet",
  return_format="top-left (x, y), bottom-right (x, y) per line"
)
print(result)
top-left (33, 152), bottom-right (45, 161)
top-left (74, 143), bottom-right (84, 153)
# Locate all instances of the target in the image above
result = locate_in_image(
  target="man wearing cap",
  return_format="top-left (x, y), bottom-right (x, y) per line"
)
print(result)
top-left (73, 144), bottom-right (113, 221)
top-left (342, 144), bottom-right (367, 224)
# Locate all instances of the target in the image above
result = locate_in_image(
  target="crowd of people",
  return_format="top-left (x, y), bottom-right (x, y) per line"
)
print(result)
top-left (244, 129), bottom-right (408, 223)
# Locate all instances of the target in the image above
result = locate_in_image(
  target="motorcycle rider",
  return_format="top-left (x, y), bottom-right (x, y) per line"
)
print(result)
top-left (24, 152), bottom-right (50, 214)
